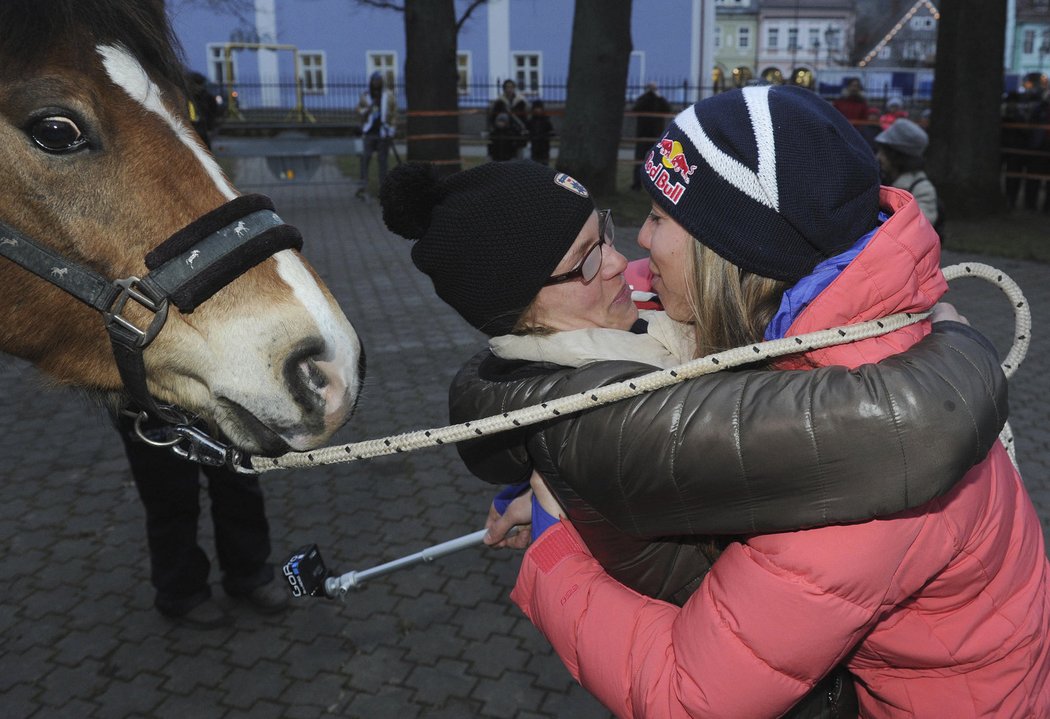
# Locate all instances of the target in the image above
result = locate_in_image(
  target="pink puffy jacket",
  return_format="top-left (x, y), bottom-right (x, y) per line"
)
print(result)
top-left (511, 188), bottom-right (1050, 718)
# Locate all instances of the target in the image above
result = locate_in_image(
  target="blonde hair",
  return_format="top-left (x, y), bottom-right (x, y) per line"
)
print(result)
top-left (684, 241), bottom-right (791, 361)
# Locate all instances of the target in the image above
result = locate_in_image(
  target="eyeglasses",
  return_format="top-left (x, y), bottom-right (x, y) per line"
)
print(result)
top-left (544, 209), bottom-right (614, 286)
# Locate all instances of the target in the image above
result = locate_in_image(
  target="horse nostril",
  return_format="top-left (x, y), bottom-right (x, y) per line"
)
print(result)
top-left (283, 338), bottom-right (328, 411)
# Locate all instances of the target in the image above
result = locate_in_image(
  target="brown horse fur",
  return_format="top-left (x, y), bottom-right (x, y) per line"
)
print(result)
top-left (0, 0), bottom-right (363, 454)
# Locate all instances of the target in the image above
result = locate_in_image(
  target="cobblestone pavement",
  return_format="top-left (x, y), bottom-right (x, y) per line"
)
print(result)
top-left (1, 160), bottom-right (1048, 718)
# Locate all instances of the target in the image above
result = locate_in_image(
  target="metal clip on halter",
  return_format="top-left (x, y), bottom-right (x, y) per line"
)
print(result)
top-left (170, 424), bottom-right (249, 472)
top-left (103, 276), bottom-right (169, 349)
top-left (129, 409), bottom-right (253, 474)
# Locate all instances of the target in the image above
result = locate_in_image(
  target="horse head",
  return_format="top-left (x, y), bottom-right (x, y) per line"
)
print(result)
top-left (0, 1), bottom-right (363, 455)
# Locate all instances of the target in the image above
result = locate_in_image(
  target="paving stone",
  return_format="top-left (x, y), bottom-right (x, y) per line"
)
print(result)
top-left (402, 658), bottom-right (477, 706)
top-left (0, 681), bottom-right (43, 719)
top-left (221, 660), bottom-right (290, 708)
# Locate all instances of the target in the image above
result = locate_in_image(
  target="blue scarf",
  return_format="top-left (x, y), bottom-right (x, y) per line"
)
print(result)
top-left (764, 213), bottom-right (888, 341)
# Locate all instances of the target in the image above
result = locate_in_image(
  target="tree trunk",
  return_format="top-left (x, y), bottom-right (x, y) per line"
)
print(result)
top-left (557, 0), bottom-right (633, 196)
top-left (927, 0), bottom-right (1007, 216)
top-left (403, 0), bottom-right (461, 175)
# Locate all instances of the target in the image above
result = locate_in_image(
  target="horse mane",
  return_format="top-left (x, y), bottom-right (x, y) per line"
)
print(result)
top-left (0, 0), bottom-right (187, 88)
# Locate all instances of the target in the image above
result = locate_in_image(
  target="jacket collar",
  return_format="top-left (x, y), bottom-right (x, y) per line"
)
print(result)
top-left (777, 186), bottom-right (946, 369)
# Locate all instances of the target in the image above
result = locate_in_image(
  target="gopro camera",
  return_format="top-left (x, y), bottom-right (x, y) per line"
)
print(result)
top-left (283, 544), bottom-right (331, 598)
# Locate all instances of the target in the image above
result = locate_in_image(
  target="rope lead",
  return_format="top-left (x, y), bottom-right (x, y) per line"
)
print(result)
top-left (250, 263), bottom-right (1029, 473)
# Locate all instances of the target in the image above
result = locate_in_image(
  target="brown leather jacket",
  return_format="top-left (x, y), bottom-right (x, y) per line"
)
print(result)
top-left (449, 322), bottom-right (1007, 604)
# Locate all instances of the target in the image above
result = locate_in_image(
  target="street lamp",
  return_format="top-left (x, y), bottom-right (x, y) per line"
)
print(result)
top-left (824, 25), bottom-right (838, 68)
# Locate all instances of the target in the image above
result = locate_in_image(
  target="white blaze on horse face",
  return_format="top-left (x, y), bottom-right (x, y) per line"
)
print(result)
top-left (274, 250), bottom-right (363, 443)
top-left (98, 44), bottom-right (236, 200)
top-left (98, 43), bottom-right (362, 450)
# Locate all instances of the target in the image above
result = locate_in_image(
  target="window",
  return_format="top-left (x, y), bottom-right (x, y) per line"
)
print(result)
top-left (767, 27), bottom-right (779, 50)
top-left (878, 45), bottom-right (892, 60)
top-left (788, 27), bottom-right (799, 51)
top-left (207, 43), bottom-right (237, 84)
top-left (738, 27), bottom-right (750, 49)
top-left (715, 24), bottom-right (722, 49)
top-left (1024, 29), bottom-right (1035, 55)
top-left (826, 27), bottom-right (841, 50)
top-left (809, 27), bottom-right (820, 50)
top-left (299, 52), bottom-right (326, 94)
top-left (909, 16), bottom-right (935, 31)
top-left (367, 51), bottom-right (397, 89)
top-left (457, 52), bottom-right (472, 94)
top-left (512, 52), bottom-right (541, 94)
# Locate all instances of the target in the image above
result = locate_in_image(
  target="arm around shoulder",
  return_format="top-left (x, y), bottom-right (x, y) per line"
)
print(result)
top-left (451, 323), bottom-right (1007, 535)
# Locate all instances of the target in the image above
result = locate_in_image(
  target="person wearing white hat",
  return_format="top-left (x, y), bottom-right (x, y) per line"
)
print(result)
top-left (875, 118), bottom-right (942, 233)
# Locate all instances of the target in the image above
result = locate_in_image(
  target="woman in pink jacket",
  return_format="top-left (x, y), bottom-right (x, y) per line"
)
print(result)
top-left (501, 86), bottom-right (1050, 717)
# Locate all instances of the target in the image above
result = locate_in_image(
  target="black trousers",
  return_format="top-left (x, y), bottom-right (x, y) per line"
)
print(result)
top-left (117, 419), bottom-right (273, 615)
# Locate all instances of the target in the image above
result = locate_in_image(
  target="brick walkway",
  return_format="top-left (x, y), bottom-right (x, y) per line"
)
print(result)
top-left (1, 161), bottom-right (1047, 718)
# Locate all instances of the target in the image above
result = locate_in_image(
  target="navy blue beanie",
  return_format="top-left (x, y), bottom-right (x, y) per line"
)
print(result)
top-left (641, 85), bottom-right (880, 283)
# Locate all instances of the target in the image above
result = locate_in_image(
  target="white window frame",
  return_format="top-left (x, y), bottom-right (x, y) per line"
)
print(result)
top-left (715, 24), bottom-right (722, 49)
top-left (738, 27), bottom-right (750, 49)
top-left (207, 43), bottom-right (237, 85)
top-left (767, 27), bottom-right (779, 50)
top-left (457, 51), bottom-right (472, 94)
top-left (788, 27), bottom-right (799, 51)
top-left (512, 52), bottom-right (541, 95)
top-left (367, 51), bottom-right (398, 89)
top-left (1023, 29), bottom-right (1036, 55)
top-left (299, 51), bottom-right (326, 95)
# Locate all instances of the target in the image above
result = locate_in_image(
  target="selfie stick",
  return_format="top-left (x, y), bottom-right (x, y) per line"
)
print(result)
top-left (284, 529), bottom-right (489, 601)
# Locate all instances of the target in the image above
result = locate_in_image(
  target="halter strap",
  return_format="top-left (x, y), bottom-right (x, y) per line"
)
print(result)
top-left (0, 193), bottom-right (302, 455)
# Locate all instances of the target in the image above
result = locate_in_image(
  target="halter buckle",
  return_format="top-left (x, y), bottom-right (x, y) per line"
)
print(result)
top-left (104, 276), bottom-right (170, 349)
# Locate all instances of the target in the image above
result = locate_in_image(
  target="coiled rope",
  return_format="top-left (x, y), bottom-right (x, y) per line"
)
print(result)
top-left (250, 262), bottom-right (1030, 473)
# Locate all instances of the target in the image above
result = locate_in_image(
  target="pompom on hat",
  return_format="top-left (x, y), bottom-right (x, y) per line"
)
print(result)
top-left (641, 85), bottom-right (880, 283)
top-left (380, 160), bottom-right (595, 336)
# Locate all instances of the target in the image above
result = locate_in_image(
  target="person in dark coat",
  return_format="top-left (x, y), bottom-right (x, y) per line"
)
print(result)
top-left (630, 83), bottom-right (671, 189)
top-left (489, 79), bottom-right (529, 159)
top-left (527, 99), bottom-right (555, 165)
top-left (113, 413), bottom-right (289, 629)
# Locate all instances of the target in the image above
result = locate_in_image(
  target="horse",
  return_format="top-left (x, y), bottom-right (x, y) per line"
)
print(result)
top-left (0, 0), bottom-right (363, 457)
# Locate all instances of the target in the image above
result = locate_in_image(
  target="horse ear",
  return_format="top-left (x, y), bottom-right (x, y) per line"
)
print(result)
top-left (379, 162), bottom-right (441, 240)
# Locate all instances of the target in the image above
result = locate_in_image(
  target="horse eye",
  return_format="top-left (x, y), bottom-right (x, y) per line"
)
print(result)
top-left (30, 116), bottom-right (87, 153)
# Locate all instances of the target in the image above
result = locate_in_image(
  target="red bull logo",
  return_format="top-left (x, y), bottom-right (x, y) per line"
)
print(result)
top-left (658, 139), bottom-right (697, 184)
top-left (644, 150), bottom-right (686, 204)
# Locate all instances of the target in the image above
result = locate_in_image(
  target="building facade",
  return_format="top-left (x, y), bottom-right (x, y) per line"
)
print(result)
top-left (169, 0), bottom-right (717, 112)
top-left (1008, 0), bottom-right (1050, 84)
top-left (167, 0), bottom-right (1045, 114)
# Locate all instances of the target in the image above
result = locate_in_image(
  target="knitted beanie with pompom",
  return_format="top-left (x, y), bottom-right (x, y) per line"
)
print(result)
top-left (380, 160), bottom-right (595, 336)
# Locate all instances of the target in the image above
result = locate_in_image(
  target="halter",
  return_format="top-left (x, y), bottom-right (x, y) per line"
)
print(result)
top-left (0, 193), bottom-right (302, 469)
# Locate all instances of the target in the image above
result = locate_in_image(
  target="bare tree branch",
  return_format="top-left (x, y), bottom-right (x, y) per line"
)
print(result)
top-left (169, 0), bottom-right (256, 29)
top-left (357, 0), bottom-right (405, 11)
top-left (455, 0), bottom-right (487, 33)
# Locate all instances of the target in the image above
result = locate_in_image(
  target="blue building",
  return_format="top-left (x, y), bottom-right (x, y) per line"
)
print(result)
top-left (169, 0), bottom-right (717, 114)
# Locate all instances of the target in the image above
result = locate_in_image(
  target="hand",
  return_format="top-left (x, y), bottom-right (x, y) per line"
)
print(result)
top-left (529, 471), bottom-right (566, 521)
top-left (930, 301), bottom-right (969, 326)
top-left (484, 490), bottom-right (532, 549)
